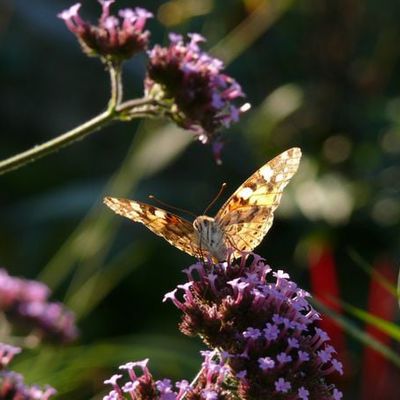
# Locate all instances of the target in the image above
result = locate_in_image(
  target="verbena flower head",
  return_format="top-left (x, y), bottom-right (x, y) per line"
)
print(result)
top-left (164, 253), bottom-right (343, 399)
top-left (0, 268), bottom-right (78, 344)
top-left (58, 1), bottom-right (152, 62)
top-left (103, 353), bottom-right (235, 400)
top-left (145, 33), bottom-right (247, 154)
top-left (104, 359), bottom-right (170, 400)
top-left (0, 343), bottom-right (56, 400)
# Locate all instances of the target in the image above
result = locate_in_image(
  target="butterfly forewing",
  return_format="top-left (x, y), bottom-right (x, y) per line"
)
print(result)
top-left (103, 197), bottom-right (202, 258)
top-left (215, 147), bottom-right (302, 254)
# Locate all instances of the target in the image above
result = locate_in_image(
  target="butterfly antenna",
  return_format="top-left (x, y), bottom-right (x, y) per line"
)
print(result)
top-left (148, 195), bottom-right (197, 218)
top-left (203, 182), bottom-right (227, 215)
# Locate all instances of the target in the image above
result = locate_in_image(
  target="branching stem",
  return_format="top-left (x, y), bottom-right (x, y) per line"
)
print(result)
top-left (0, 60), bottom-right (164, 176)
top-left (0, 97), bottom-right (158, 176)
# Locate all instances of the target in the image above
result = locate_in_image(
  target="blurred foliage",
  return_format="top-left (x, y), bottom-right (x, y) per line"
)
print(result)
top-left (1, 0), bottom-right (400, 398)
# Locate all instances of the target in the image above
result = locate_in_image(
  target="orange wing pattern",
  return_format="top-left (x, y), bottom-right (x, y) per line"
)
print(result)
top-left (215, 147), bottom-right (302, 254)
top-left (104, 148), bottom-right (302, 261)
top-left (103, 197), bottom-right (201, 258)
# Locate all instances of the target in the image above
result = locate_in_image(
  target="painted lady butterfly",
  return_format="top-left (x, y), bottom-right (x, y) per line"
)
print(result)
top-left (104, 147), bottom-right (301, 261)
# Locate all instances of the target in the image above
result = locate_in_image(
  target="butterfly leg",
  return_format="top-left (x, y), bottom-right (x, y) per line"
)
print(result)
top-left (196, 238), bottom-right (205, 263)
top-left (227, 233), bottom-right (242, 250)
top-left (197, 239), bottom-right (215, 264)
top-left (226, 234), bottom-right (253, 260)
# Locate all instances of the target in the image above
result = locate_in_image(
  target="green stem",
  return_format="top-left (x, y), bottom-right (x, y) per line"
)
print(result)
top-left (0, 97), bottom-right (157, 176)
top-left (180, 348), bottom-right (219, 400)
top-left (108, 62), bottom-right (123, 112)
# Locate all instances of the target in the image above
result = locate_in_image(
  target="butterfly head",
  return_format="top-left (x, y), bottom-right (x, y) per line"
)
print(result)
top-left (193, 215), bottom-right (228, 262)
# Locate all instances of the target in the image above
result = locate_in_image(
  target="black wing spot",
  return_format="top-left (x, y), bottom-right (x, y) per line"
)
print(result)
top-left (149, 206), bottom-right (156, 215)
top-left (245, 182), bottom-right (258, 191)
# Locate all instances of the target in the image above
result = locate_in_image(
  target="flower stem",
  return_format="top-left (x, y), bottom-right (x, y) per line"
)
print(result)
top-left (107, 62), bottom-right (123, 112)
top-left (179, 349), bottom-right (219, 400)
top-left (0, 97), bottom-right (157, 176)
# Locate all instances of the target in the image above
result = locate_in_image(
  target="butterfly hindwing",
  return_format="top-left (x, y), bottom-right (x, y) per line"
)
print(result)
top-left (103, 197), bottom-right (201, 258)
top-left (215, 147), bottom-right (302, 254)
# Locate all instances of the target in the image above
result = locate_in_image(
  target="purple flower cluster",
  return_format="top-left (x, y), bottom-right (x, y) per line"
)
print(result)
top-left (0, 268), bottom-right (78, 344)
top-left (58, 1), bottom-right (247, 161)
top-left (58, 0), bottom-right (152, 62)
top-left (103, 358), bottom-right (178, 400)
top-left (103, 352), bottom-right (235, 400)
top-left (163, 253), bottom-right (343, 399)
top-left (146, 33), bottom-right (246, 147)
top-left (0, 343), bottom-right (56, 400)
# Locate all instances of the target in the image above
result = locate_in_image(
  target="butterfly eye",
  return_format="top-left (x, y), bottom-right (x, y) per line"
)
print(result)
top-left (193, 218), bottom-right (209, 232)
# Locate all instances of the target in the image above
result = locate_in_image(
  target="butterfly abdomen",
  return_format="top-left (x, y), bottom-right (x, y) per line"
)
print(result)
top-left (193, 216), bottom-right (228, 261)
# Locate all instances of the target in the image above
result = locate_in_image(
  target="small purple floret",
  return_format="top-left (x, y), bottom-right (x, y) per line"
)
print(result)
top-left (275, 377), bottom-right (291, 393)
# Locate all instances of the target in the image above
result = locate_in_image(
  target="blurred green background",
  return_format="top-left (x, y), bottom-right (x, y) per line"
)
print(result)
top-left (1, 0), bottom-right (400, 398)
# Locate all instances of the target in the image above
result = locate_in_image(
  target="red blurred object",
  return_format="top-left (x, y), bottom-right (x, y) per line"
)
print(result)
top-left (361, 258), bottom-right (399, 400)
top-left (309, 244), bottom-right (347, 358)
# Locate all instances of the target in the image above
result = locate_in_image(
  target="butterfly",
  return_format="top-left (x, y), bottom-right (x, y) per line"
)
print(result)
top-left (104, 147), bottom-right (302, 262)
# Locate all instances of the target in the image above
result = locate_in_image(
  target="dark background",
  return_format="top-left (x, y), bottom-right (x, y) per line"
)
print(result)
top-left (1, 0), bottom-right (400, 398)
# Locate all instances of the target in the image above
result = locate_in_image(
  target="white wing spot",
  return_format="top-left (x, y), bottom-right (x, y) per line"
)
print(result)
top-left (238, 187), bottom-right (254, 200)
top-left (131, 203), bottom-right (142, 212)
top-left (260, 165), bottom-right (274, 181)
top-left (155, 209), bottom-right (166, 218)
top-left (275, 173), bottom-right (285, 182)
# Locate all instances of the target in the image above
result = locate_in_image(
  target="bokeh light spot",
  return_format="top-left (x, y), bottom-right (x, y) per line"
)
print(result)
top-left (323, 134), bottom-right (352, 163)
